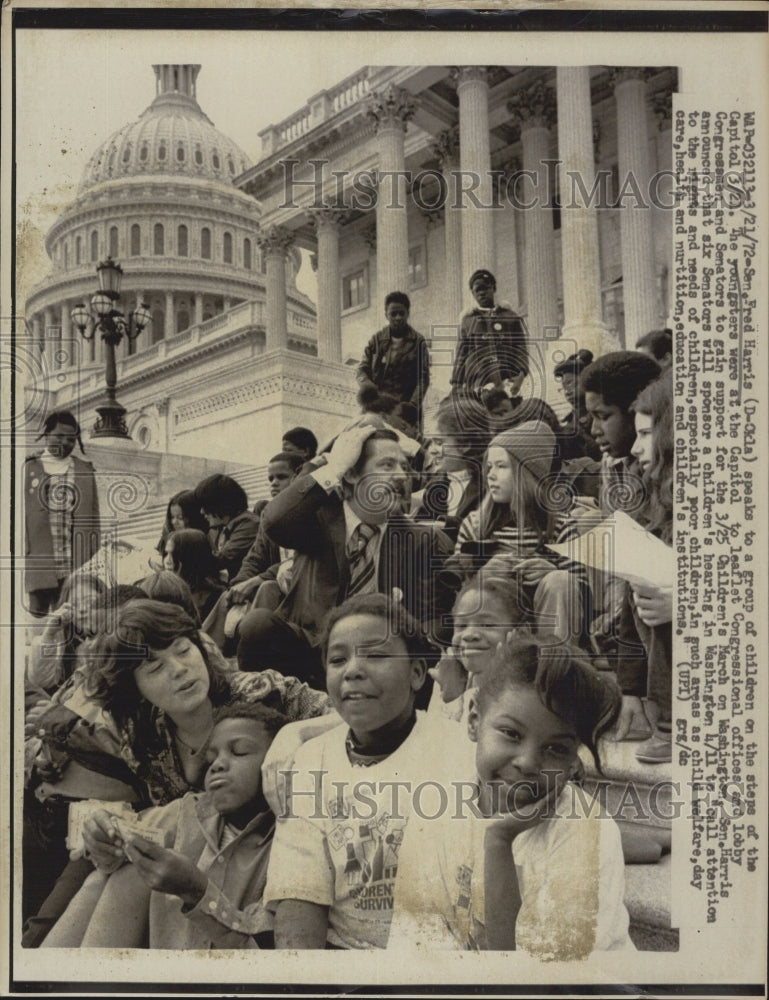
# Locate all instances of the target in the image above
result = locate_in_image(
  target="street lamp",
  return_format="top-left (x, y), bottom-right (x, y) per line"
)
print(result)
top-left (70, 257), bottom-right (152, 438)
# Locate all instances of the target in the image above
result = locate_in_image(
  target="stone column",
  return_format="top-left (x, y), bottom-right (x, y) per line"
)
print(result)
top-left (194, 291), bottom-right (204, 326)
top-left (556, 66), bottom-right (611, 358)
top-left (452, 67), bottom-right (495, 281)
top-left (31, 314), bottom-right (42, 353)
top-left (611, 68), bottom-right (657, 345)
top-left (366, 84), bottom-right (416, 299)
top-left (165, 291), bottom-right (174, 338)
top-left (507, 83), bottom-right (560, 343)
top-left (307, 208), bottom-right (346, 362)
top-left (256, 226), bottom-right (294, 350)
top-left (433, 125), bottom-right (463, 325)
top-left (59, 299), bottom-right (73, 368)
top-left (223, 297), bottom-right (233, 313)
top-left (42, 307), bottom-right (55, 364)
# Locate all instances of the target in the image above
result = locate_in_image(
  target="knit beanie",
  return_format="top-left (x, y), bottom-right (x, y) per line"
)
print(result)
top-left (488, 421), bottom-right (556, 481)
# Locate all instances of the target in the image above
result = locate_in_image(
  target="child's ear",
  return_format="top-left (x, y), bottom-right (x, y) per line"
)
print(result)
top-left (466, 692), bottom-right (480, 743)
top-left (410, 658), bottom-right (428, 692)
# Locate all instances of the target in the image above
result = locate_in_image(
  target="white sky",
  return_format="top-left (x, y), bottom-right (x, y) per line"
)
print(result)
top-left (15, 29), bottom-right (372, 301)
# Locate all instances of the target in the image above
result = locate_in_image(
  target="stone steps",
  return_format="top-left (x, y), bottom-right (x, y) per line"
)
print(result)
top-left (581, 736), bottom-right (678, 952)
top-left (112, 464), bottom-right (270, 546)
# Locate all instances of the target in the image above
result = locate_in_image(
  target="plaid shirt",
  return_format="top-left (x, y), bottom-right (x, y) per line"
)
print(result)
top-left (43, 466), bottom-right (76, 580)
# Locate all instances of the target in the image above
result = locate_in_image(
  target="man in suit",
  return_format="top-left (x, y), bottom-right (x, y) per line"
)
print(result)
top-left (237, 426), bottom-right (455, 687)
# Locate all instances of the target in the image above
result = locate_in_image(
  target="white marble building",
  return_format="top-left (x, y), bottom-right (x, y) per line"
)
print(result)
top-left (26, 62), bottom-right (676, 466)
top-left (240, 64), bottom-right (676, 402)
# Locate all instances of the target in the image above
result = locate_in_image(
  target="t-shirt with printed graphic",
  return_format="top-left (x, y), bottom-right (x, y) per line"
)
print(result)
top-left (263, 711), bottom-right (466, 949)
top-left (389, 779), bottom-right (634, 957)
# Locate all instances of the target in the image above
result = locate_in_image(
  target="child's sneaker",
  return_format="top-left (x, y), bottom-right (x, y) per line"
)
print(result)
top-left (635, 731), bottom-right (672, 764)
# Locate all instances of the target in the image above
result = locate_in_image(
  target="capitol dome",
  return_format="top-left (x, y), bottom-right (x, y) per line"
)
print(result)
top-left (26, 62), bottom-right (317, 456)
top-left (79, 65), bottom-right (251, 192)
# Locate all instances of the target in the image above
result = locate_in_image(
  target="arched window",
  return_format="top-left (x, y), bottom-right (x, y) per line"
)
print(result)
top-left (176, 309), bottom-right (190, 333)
top-left (227, 156), bottom-right (235, 175)
top-left (243, 238), bottom-right (252, 270)
top-left (152, 309), bottom-right (165, 343)
top-left (194, 147), bottom-right (203, 166)
top-left (130, 224), bottom-right (141, 256)
top-left (201, 227), bottom-right (211, 260)
top-left (176, 145), bottom-right (185, 162)
top-left (109, 226), bottom-right (119, 258)
top-left (90, 231), bottom-right (99, 261)
top-left (212, 151), bottom-right (220, 170)
top-left (177, 224), bottom-right (188, 257)
top-left (223, 231), bottom-right (232, 264)
top-left (158, 143), bottom-right (167, 162)
top-left (154, 223), bottom-right (164, 256)
top-left (63, 243), bottom-right (69, 269)
top-left (139, 143), bottom-right (148, 162)
top-left (122, 144), bottom-right (131, 164)
top-left (76, 236), bottom-right (82, 264)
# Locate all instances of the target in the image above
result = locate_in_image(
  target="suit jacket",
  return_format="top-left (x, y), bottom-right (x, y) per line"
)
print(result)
top-left (230, 521), bottom-right (282, 586)
top-left (209, 510), bottom-right (261, 582)
top-left (24, 453), bottom-right (100, 593)
top-left (261, 474), bottom-right (456, 645)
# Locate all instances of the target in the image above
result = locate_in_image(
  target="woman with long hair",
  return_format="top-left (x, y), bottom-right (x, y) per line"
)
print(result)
top-left (619, 371), bottom-right (674, 764)
top-left (452, 421), bottom-right (589, 645)
top-left (24, 598), bottom-right (332, 945)
top-left (163, 529), bottom-right (225, 622)
top-left (155, 489), bottom-right (210, 556)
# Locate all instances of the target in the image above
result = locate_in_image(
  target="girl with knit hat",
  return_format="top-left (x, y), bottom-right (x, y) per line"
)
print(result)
top-left (451, 421), bottom-right (589, 645)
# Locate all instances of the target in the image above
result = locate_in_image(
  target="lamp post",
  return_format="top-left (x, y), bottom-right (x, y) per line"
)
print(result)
top-left (70, 257), bottom-right (152, 438)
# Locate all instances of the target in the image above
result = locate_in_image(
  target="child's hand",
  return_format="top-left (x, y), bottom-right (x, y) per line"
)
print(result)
top-left (429, 652), bottom-right (468, 703)
top-left (124, 836), bottom-right (207, 907)
top-left (82, 810), bottom-right (128, 872)
top-left (484, 772), bottom-right (565, 841)
top-left (631, 584), bottom-right (673, 627)
top-left (227, 576), bottom-right (262, 606)
top-left (613, 695), bottom-right (652, 742)
top-left (514, 558), bottom-right (555, 587)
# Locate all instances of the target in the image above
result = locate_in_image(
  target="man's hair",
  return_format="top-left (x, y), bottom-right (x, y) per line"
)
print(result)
top-left (349, 428), bottom-right (401, 478)
top-left (194, 474), bottom-right (248, 519)
top-left (269, 451), bottom-right (304, 473)
top-left (636, 328), bottom-right (673, 361)
top-left (384, 290), bottom-right (410, 311)
top-left (212, 700), bottom-right (289, 737)
top-left (580, 351), bottom-right (661, 412)
top-left (475, 634), bottom-right (622, 773)
top-left (282, 427), bottom-right (318, 458)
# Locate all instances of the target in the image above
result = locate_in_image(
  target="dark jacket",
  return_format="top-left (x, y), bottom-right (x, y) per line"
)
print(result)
top-left (261, 474), bottom-right (456, 646)
top-left (412, 471), bottom-right (483, 545)
top-left (451, 305), bottom-right (528, 395)
top-left (357, 325), bottom-right (430, 407)
top-left (24, 453), bottom-right (100, 593)
top-left (210, 510), bottom-right (260, 582)
top-left (230, 521), bottom-right (282, 587)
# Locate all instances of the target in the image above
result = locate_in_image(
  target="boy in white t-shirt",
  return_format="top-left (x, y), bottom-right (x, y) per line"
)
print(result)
top-left (264, 594), bottom-right (463, 949)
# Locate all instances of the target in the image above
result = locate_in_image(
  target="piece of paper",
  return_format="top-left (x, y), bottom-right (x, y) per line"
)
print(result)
top-left (546, 509), bottom-right (675, 590)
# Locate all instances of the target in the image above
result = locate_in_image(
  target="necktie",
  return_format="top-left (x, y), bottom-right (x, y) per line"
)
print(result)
top-left (346, 522), bottom-right (378, 597)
